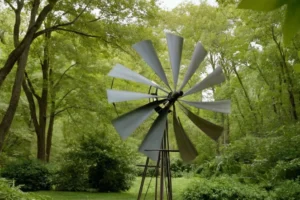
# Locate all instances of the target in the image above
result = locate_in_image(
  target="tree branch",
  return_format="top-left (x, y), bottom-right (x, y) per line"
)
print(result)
top-left (4, 0), bottom-right (16, 11)
top-left (0, 0), bottom-right (58, 87)
top-left (55, 105), bottom-right (98, 116)
top-left (28, 0), bottom-right (40, 29)
top-left (12, 0), bottom-right (24, 47)
top-left (34, 1), bottom-right (90, 38)
top-left (56, 27), bottom-right (102, 37)
top-left (53, 28), bottom-right (132, 55)
top-left (66, 109), bottom-right (81, 130)
top-left (54, 106), bottom-right (74, 116)
top-left (25, 71), bottom-right (41, 101)
top-left (55, 88), bottom-right (77, 109)
top-left (54, 63), bottom-right (76, 88)
top-left (22, 80), bottom-right (40, 131)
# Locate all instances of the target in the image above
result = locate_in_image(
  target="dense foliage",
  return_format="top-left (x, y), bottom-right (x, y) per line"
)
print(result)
top-left (182, 176), bottom-right (268, 200)
top-left (88, 153), bottom-right (135, 192)
top-left (170, 159), bottom-right (193, 178)
top-left (0, 178), bottom-right (48, 200)
top-left (0, 160), bottom-right (51, 191)
top-left (53, 133), bottom-right (137, 192)
top-left (52, 154), bottom-right (88, 191)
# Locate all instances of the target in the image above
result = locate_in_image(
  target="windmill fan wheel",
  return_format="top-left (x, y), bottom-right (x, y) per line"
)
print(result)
top-left (107, 33), bottom-right (231, 163)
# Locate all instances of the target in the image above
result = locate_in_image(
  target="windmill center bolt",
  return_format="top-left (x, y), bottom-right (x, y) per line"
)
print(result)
top-left (168, 91), bottom-right (183, 103)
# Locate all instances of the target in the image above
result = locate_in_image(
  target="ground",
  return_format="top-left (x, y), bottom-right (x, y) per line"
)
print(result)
top-left (36, 177), bottom-right (194, 200)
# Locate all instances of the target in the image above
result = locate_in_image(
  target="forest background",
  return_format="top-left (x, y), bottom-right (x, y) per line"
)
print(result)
top-left (0, 0), bottom-right (300, 199)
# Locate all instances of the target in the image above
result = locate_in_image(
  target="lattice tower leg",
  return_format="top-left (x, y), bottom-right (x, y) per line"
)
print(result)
top-left (137, 124), bottom-right (174, 200)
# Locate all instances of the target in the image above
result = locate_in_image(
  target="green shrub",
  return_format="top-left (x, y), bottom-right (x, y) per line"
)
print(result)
top-left (197, 156), bottom-right (241, 178)
top-left (225, 137), bottom-right (258, 164)
top-left (88, 153), bottom-right (135, 192)
top-left (53, 133), bottom-right (137, 192)
top-left (170, 159), bottom-right (192, 178)
top-left (197, 137), bottom-right (258, 178)
top-left (136, 166), bottom-right (156, 177)
top-left (270, 158), bottom-right (300, 182)
top-left (271, 180), bottom-right (300, 200)
top-left (239, 159), bottom-right (271, 185)
top-left (258, 125), bottom-right (300, 165)
top-left (1, 159), bottom-right (51, 191)
top-left (0, 178), bottom-right (49, 200)
top-left (182, 176), bottom-right (269, 200)
top-left (52, 153), bottom-right (88, 191)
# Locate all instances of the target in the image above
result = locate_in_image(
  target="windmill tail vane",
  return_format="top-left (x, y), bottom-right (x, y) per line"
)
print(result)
top-left (107, 33), bottom-right (231, 163)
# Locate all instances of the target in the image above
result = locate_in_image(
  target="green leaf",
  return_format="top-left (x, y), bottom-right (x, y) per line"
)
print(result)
top-left (238, 0), bottom-right (286, 11)
top-left (283, 2), bottom-right (300, 45)
top-left (293, 64), bottom-right (300, 72)
top-left (298, 51), bottom-right (300, 59)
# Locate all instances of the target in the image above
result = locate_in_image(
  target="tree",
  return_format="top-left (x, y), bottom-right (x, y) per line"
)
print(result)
top-left (0, 0), bottom-right (59, 155)
top-left (238, 0), bottom-right (300, 44)
top-left (0, 0), bottom-right (159, 161)
top-left (161, 1), bottom-right (300, 140)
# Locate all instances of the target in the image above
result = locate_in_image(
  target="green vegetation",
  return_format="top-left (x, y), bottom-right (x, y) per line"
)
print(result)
top-left (0, 178), bottom-right (48, 200)
top-left (182, 176), bottom-right (268, 200)
top-left (1, 159), bottom-right (51, 191)
top-left (52, 133), bottom-right (136, 192)
top-left (36, 192), bottom-right (135, 200)
top-left (238, 0), bottom-right (300, 44)
top-left (1, 0), bottom-right (300, 199)
top-left (37, 177), bottom-right (193, 200)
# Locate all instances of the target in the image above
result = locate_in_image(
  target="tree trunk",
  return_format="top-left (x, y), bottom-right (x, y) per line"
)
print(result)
top-left (46, 111), bottom-right (55, 162)
top-left (271, 26), bottom-right (298, 120)
top-left (46, 66), bottom-right (55, 162)
top-left (231, 63), bottom-right (259, 131)
top-left (35, 32), bottom-right (50, 162)
top-left (37, 131), bottom-right (46, 161)
top-left (0, 0), bottom-right (58, 156)
top-left (0, 47), bottom-right (30, 152)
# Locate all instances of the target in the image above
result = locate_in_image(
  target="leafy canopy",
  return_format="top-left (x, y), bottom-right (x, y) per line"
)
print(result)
top-left (238, 0), bottom-right (300, 44)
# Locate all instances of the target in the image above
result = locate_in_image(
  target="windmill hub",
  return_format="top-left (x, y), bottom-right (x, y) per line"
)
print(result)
top-left (167, 91), bottom-right (183, 103)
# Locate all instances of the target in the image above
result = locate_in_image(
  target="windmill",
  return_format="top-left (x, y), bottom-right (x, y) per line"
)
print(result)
top-left (107, 33), bottom-right (230, 200)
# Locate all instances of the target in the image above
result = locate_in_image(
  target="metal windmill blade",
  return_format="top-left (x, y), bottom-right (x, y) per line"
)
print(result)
top-left (107, 33), bottom-right (231, 163)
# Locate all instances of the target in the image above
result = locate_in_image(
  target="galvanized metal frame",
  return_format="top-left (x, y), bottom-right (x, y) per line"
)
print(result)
top-left (137, 120), bottom-right (178, 200)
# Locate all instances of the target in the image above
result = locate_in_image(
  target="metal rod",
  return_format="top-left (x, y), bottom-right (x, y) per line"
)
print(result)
top-left (155, 153), bottom-right (161, 200)
top-left (166, 122), bottom-right (173, 200)
top-left (163, 130), bottom-right (169, 200)
top-left (137, 108), bottom-right (176, 200)
top-left (144, 172), bottom-right (155, 200)
top-left (137, 157), bottom-right (149, 200)
top-left (136, 165), bottom-right (158, 168)
top-left (144, 149), bottom-right (179, 152)
top-left (160, 135), bottom-right (164, 200)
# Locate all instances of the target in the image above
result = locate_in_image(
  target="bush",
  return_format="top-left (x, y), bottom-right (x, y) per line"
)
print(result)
top-left (1, 159), bottom-right (51, 191)
top-left (136, 166), bottom-right (156, 177)
top-left (182, 176), bottom-right (269, 200)
top-left (0, 178), bottom-right (49, 200)
top-left (196, 156), bottom-right (241, 178)
top-left (258, 124), bottom-right (300, 165)
top-left (170, 159), bottom-right (193, 178)
top-left (52, 153), bottom-right (88, 191)
top-left (88, 153), bottom-right (135, 192)
top-left (270, 158), bottom-right (300, 182)
top-left (197, 137), bottom-right (258, 178)
top-left (271, 180), bottom-right (300, 200)
top-left (53, 133), bottom-right (137, 192)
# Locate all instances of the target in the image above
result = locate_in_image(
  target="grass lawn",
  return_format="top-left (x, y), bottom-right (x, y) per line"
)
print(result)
top-left (35, 177), bottom-right (195, 200)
